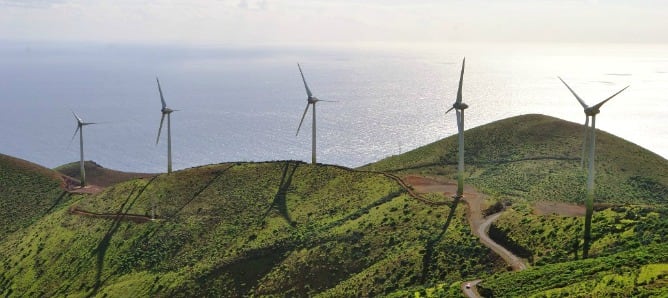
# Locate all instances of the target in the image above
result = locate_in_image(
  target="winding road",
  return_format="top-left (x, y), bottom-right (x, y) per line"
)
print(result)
top-left (403, 176), bottom-right (527, 297)
top-left (476, 212), bottom-right (527, 271)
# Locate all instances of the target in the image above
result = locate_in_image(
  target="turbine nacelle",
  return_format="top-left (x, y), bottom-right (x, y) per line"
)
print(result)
top-left (558, 76), bottom-right (629, 116)
top-left (72, 112), bottom-right (96, 127)
top-left (584, 106), bottom-right (601, 116)
top-left (453, 102), bottom-right (469, 110)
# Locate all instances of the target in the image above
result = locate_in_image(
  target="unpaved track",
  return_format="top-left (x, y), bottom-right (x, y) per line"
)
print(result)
top-left (402, 175), bottom-right (527, 297)
top-left (477, 213), bottom-right (527, 271)
top-left (462, 279), bottom-right (482, 298)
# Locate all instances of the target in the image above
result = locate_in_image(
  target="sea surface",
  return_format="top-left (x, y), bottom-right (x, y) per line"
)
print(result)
top-left (1, 41), bottom-right (666, 173)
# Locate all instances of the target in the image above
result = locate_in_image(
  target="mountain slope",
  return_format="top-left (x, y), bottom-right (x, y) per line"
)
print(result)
top-left (0, 154), bottom-right (70, 238)
top-left (0, 161), bottom-right (503, 297)
top-left (55, 161), bottom-right (154, 187)
top-left (476, 243), bottom-right (668, 297)
top-left (362, 114), bottom-right (668, 205)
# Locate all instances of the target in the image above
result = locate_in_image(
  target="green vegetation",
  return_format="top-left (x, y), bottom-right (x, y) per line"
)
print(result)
top-left (362, 114), bottom-right (668, 205)
top-left (490, 205), bottom-right (668, 265)
top-left (0, 154), bottom-right (70, 239)
top-left (476, 243), bottom-right (668, 297)
top-left (2, 114), bottom-right (667, 296)
top-left (0, 161), bottom-right (503, 297)
top-left (55, 160), bottom-right (153, 187)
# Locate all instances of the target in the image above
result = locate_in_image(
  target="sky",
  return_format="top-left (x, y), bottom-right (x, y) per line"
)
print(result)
top-left (1, 0), bottom-right (667, 46)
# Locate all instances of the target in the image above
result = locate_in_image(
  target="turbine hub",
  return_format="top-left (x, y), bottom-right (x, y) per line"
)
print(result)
top-left (584, 107), bottom-right (600, 116)
top-left (454, 102), bottom-right (469, 110)
top-left (162, 107), bottom-right (173, 114)
top-left (308, 97), bottom-right (319, 104)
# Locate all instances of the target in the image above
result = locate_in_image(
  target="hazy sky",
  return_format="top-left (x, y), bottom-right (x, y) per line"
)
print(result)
top-left (1, 0), bottom-right (667, 45)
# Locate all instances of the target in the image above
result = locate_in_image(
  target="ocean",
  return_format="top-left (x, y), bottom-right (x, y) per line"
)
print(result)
top-left (1, 41), bottom-right (666, 173)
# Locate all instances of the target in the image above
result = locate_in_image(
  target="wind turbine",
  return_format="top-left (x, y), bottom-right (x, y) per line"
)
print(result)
top-left (70, 111), bottom-right (96, 187)
top-left (558, 77), bottom-right (629, 258)
top-left (445, 58), bottom-right (468, 199)
top-left (295, 63), bottom-right (334, 165)
top-left (155, 77), bottom-right (177, 174)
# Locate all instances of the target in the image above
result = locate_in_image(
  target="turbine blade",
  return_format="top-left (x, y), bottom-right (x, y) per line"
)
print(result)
top-left (296, 103), bottom-right (311, 136)
top-left (445, 106), bottom-right (455, 114)
top-left (156, 113), bottom-right (166, 144)
top-left (317, 99), bottom-right (337, 103)
top-left (297, 63), bottom-right (313, 98)
top-left (558, 77), bottom-right (588, 109)
top-left (157, 77), bottom-right (167, 110)
top-left (72, 111), bottom-right (83, 124)
top-left (456, 57), bottom-right (465, 104)
top-left (70, 125), bottom-right (80, 143)
top-left (592, 85), bottom-right (629, 110)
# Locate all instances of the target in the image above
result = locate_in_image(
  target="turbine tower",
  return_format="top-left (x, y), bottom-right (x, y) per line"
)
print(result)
top-left (70, 111), bottom-right (96, 187)
top-left (295, 63), bottom-right (334, 165)
top-left (156, 77), bottom-right (177, 174)
top-left (559, 77), bottom-right (629, 258)
top-left (445, 58), bottom-right (468, 199)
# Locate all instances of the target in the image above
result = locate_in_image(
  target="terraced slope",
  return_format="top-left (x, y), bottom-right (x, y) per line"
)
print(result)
top-left (0, 161), bottom-right (504, 297)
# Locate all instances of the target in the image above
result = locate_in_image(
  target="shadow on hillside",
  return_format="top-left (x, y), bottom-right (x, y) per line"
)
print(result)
top-left (262, 162), bottom-right (299, 227)
top-left (43, 191), bottom-right (69, 215)
top-left (87, 176), bottom-right (155, 297)
top-left (182, 242), bottom-right (293, 297)
top-left (420, 196), bottom-right (461, 284)
top-left (164, 165), bottom-right (233, 220)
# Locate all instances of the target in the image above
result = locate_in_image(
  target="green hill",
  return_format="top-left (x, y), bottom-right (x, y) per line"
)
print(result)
top-left (362, 114), bottom-right (668, 205)
top-left (476, 242), bottom-right (668, 297)
top-left (0, 161), bottom-right (502, 297)
top-left (0, 154), bottom-right (70, 239)
top-left (362, 114), bottom-right (668, 296)
top-left (1, 114), bottom-right (667, 297)
top-left (55, 161), bottom-right (154, 187)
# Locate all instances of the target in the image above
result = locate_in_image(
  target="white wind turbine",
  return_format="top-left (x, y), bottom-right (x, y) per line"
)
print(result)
top-left (155, 77), bottom-right (177, 174)
top-left (295, 63), bottom-right (334, 165)
top-left (558, 77), bottom-right (629, 258)
top-left (445, 58), bottom-right (468, 198)
top-left (70, 111), bottom-right (96, 187)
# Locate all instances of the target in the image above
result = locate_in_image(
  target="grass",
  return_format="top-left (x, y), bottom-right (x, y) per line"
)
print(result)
top-left (361, 114), bottom-right (668, 205)
top-left (2, 114), bottom-right (667, 296)
top-left (489, 205), bottom-right (668, 266)
top-left (55, 160), bottom-right (154, 187)
top-left (0, 154), bottom-right (70, 239)
top-left (0, 161), bottom-right (505, 297)
top-left (476, 243), bottom-right (668, 297)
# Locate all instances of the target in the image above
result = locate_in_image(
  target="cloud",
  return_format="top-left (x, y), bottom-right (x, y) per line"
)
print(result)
top-left (0, 0), bottom-right (64, 8)
top-left (0, 0), bottom-right (666, 45)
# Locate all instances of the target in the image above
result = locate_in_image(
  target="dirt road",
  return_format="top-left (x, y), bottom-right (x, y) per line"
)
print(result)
top-left (462, 279), bottom-right (482, 298)
top-left (477, 212), bottom-right (527, 271)
top-left (402, 175), bottom-right (527, 297)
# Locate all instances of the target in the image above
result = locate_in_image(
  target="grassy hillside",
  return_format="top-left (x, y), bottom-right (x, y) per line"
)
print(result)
top-left (0, 161), bottom-right (504, 297)
top-left (55, 161), bottom-right (154, 187)
top-left (362, 114), bottom-right (668, 205)
top-left (476, 243), bottom-right (668, 297)
top-left (488, 204), bottom-right (668, 265)
top-left (0, 154), bottom-right (70, 239)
